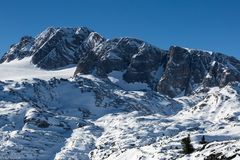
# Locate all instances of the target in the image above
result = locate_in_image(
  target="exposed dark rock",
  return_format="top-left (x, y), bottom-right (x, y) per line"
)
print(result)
top-left (157, 46), bottom-right (240, 97)
top-left (123, 43), bottom-right (168, 85)
top-left (36, 120), bottom-right (50, 128)
top-left (0, 27), bottom-right (101, 70)
top-left (0, 36), bottom-right (35, 63)
top-left (74, 51), bottom-right (99, 75)
top-left (204, 152), bottom-right (238, 160)
top-left (31, 27), bottom-right (94, 69)
top-left (24, 117), bottom-right (50, 128)
top-left (157, 46), bottom-right (192, 97)
top-left (75, 37), bottom-right (168, 88)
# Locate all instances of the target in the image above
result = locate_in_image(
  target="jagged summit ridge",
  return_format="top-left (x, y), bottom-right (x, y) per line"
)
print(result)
top-left (75, 42), bottom-right (240, 97)
top-left (1, 27), bottom-right (240, 97)
top-left (157, 46), bottom-right (240, 97)
top-left (31, 27), bottom-right (95, 69)
top-left (0, 36), bottom-right (35, 63)
top-left (1, 27), bottom-right (96, 69)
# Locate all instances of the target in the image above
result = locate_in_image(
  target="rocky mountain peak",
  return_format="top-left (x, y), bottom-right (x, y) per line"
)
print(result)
top-left (157, 46), bottom-right (240, 97)
top-left (1, 28), bottom-right (239, 97)
top-left (30, 27), bottom-right (95, 69)
top-left (20, 36), bottom-right (35, 44)
top-left (0, 27), bottom-right (97, 69)
top-left (0, 36), bottom-right (35, 63)
top-left (85, 32), bottom-right (106, 50)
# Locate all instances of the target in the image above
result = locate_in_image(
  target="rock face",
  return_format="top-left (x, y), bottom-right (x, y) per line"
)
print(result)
top-left (0, 36), bottom-right (35, 63)
top-left (30, 27), bottom-right (103, 69)
top-left (1, 27), bottom-right (240, 97)
top-left (157, 46), bottom-right (240, 97)
top-left (0, 27), bottom-right (104, 69)
top-left (75, 41), bottom-right (240, 97)
top-left (74, 37), bottom-right (168, 89)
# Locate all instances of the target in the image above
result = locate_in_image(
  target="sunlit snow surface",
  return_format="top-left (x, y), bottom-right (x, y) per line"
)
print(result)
top-left (0, 58), bottom-right (240, 160)
top-left (0, 57), bottom-right (76, 81)
top-left (108, 71), bottom-right (150, 91)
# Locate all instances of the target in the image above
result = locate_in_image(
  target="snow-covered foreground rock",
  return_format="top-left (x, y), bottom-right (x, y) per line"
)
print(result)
top-left (0, 59), bottom-right (240, 159)
top-left (0, 27), bottom-right (240, 159)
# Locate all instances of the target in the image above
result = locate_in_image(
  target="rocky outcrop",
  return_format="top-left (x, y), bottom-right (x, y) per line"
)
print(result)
top-left (31, 27), bottom-right (96, 69)
top-left (75, 42), bottom-right (240, 97)
top-left (75, 37), bottom-right (168, 88)
top-left (0, 27), bottom-right (103, 69)
top-left (157, 46), bottom-right (193, 97)
top-left (123, 43), bottom-right (168, 86)
top-left (157, 46), bottom-right (240, 97)
top-left (75, 38), bottom-right (148, 75)
top-left (0, 36), bottom-right (35, 63)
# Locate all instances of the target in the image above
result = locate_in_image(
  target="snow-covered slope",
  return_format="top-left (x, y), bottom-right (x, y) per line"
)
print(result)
top-left (0, 27), bottom-right (240, 160)
top-left (0, 66), bottom-right (182, 159)
top-left (0, 57), bottom-right (240, 160)
top-left (0, 57), bottom-right (76, 81)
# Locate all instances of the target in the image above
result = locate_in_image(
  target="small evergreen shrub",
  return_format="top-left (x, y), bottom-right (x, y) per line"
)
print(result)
top-left (181, 134), bottom-right (195, 154)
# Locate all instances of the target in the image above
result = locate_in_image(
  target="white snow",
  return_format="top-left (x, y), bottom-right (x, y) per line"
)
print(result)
top-left (205, 73), bottom-right (212, 79)
top-left (20, 43), bottom-right (32, 52)
top-left (108, 71), bottom-right (150, 91)
top-left (211, 60), bottom-right (216, 66)
top-left (0, 57), bottom-right (76, 81)
top-left (182, 46), bottom-right (213, 55)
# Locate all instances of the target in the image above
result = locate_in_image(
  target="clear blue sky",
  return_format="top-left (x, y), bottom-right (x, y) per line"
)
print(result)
top-left (0, 0), bottom-right (239, 58)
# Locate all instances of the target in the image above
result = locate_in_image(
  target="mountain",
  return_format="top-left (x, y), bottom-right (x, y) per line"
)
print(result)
top-left (2, 27), bottom-right (239, 98)
top-left (0, 27), bottom-right (240, 160)
top-left (0, 36), bottom-right (35, 63)
top-left (74, 38), bottom-right (240, 98)
top-left (1, 27), bottom-right (104, 69)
